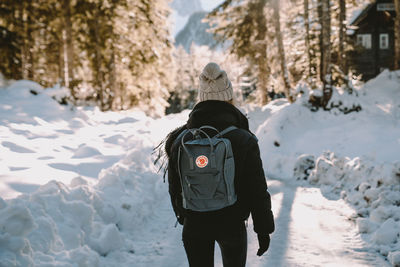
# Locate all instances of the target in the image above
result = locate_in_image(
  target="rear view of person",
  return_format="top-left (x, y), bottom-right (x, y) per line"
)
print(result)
top-left (164, 62), bottom-right (275, 267)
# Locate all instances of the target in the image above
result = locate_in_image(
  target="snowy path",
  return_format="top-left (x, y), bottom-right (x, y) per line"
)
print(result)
top-left (129, 178), bottom-right (389, 267)
top-left (256, 179), bottom-right (389, 267)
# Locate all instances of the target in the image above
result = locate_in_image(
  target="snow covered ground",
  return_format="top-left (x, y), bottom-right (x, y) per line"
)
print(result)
top-left (0, 70), bottom-right (399, 266)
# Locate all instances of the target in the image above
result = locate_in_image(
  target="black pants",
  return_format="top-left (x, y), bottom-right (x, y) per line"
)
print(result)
top-left (182, 220), bottom-right (247, 267)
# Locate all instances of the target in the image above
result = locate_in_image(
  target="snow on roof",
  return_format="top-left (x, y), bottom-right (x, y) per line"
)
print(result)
top-left (348, 3), bottom-right (374, 26)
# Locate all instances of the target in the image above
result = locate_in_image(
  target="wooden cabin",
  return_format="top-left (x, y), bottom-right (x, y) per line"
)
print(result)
top-left (348, 0), bottom-right (396, 81)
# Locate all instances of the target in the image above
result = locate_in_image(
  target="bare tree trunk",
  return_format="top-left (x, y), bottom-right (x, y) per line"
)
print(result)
top-left (19, 2), bottom-right (28, 80)
top-left (272, 0), bottom-right (292, 102)
top-left (93, 17), bottom-right (105, 110)
top-left (338, 0), bottom-right (347, 74)
top-left (62, 0), bottom-right (76, 98)
top-left (258, 57), bottom-right (270, 105)
top-left (62, 30), bottom-right (69, 86)
top-left (255, 0), bottom-right (269, 105)
top-left (94, 34), bottom-right (104, 109)
top-left (317, 0), bottom-right (323, 82)
top-left (304, 0), bottom-right (313, 79)
top-left (8, 4), bottom-right (21, 80)
top-left (395, 0), bottom-right (400, 69)
top-left (58, 34), bottom-right (65, 84)
top-left (108, 44), bottom-right (116, 110)
top-left (321, 0), bottom-right (332, 108)
top-left (24, 0), bottom-right (34, 80)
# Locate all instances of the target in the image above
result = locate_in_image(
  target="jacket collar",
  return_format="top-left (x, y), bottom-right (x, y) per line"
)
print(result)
top-left (187, 100), bottom-right (249, 131)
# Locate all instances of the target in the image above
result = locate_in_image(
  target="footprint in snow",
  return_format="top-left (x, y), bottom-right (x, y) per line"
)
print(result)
top-left (38, 156), bottom-right (54, 160)
top-left (2, 141), bottom-right (35, 153)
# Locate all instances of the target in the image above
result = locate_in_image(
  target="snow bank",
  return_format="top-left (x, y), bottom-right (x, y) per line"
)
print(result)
top-left (297, 152), bottom-right (400, 263)
top-left (0, 80), bottom-right (76, 125)
top-left (389, 251), bottom-right (400, 267)
top-left (256, 70), bottom-right (400, 179)
top-left (0, 80), bottom-right (184, 266)
top-left (0, 141), bottom-right (165, 266)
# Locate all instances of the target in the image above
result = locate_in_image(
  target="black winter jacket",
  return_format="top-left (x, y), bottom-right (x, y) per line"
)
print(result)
top-left (165, 100), bottom-right (275, 235)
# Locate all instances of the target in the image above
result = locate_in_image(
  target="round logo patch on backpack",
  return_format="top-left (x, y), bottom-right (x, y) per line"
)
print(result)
top-left (195, 155), bottom-right (208, 168)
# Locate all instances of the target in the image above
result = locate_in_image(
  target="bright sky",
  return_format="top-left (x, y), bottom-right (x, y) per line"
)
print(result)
top-left (201, 0), bottom-right (224, 11)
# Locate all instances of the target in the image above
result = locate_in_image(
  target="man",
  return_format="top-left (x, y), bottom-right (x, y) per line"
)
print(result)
top-left (165, 62), bottom-right (274, 267)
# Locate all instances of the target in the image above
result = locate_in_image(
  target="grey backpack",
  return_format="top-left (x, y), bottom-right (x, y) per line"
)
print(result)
top-left (177, 126), bottom-right (237, 212)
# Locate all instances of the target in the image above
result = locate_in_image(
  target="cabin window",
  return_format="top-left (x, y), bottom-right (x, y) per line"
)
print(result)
top-left (377, 3), bottom-right (395, 11)
top-left (357, 34), bottom-right (371, 49)
top-left (380, 34), bottom-right (389, 49)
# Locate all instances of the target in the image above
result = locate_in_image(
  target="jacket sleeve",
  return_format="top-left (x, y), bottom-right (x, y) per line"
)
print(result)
top-left (168, 146), bottom-right (185, 225)
top-left (165, 125), bottom-right (188, 225)
top-left (244, 137), bottom-right (275, 235)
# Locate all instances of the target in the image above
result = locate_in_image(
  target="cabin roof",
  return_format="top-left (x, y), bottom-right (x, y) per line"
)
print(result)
top-left (349, 3), bottom-right (375, 26)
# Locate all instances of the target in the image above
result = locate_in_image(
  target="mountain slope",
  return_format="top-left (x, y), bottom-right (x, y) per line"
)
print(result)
top-left (174, 11), bottom-right (217, 52)
top-left (170, 0), bottom-right (203, 16)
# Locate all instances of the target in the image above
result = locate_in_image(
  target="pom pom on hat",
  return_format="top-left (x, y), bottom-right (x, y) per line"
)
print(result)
top-left (198, 62), bottom-right (233, 102)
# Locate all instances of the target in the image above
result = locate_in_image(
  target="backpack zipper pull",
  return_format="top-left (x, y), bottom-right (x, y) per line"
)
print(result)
top-left (185, 176), bottom-right (191, 188)
top-left (175, 219), bottom-right (179, 228)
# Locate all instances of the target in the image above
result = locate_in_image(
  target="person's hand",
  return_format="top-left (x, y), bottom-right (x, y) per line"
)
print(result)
top-left (256, 234), bottom-right (270, 256)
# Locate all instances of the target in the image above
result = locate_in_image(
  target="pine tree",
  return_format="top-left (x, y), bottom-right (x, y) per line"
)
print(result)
top-left (167, 46), bottom-right (190, 113)
top-left (0, 0), bottom-right (78, 89)
top-left (206, 0), bottom-right (271, 105)
top-left (281, 0), bottom-right (311, 87)
top-left (272, 0), bottom-right (292, 102)
top-left (118, 0), bottom-right (174, 115)
top-left (61, 0), bottom-right (75, 97)
top-left (0, 0), bottom-right (22, 80)
top-left (73, 0), bottom-right (174, 113)
top-left (1, 0), bottom-right (174, 114)
top-left (276, 0), bottom-right (321, 90)
top-left (74, 0), bottom-right (110, 109)
top-left (0, 0), bottom-right (36, 80)
top-left (38, 0), bottom-right (66, 87)
top-left (330, 0), bottom-right (364, 86)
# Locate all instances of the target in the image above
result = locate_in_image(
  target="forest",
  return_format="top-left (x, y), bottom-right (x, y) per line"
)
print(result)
top-left (1, 0), bottom-right (400, 115)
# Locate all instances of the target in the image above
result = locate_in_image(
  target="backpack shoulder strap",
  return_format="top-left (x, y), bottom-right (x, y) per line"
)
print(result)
top-left (175, 128), bottom-right (189, 143)
top-left (199, 125), bottom-right (219, 134)
top-left (214, 126), bottom-right (238, 138)
top-left (251, 134), bottom-right (258, 142)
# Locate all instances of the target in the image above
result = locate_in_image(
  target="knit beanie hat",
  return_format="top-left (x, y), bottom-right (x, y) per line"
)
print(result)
top-left (198, 62), bottom-right (233, 102)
